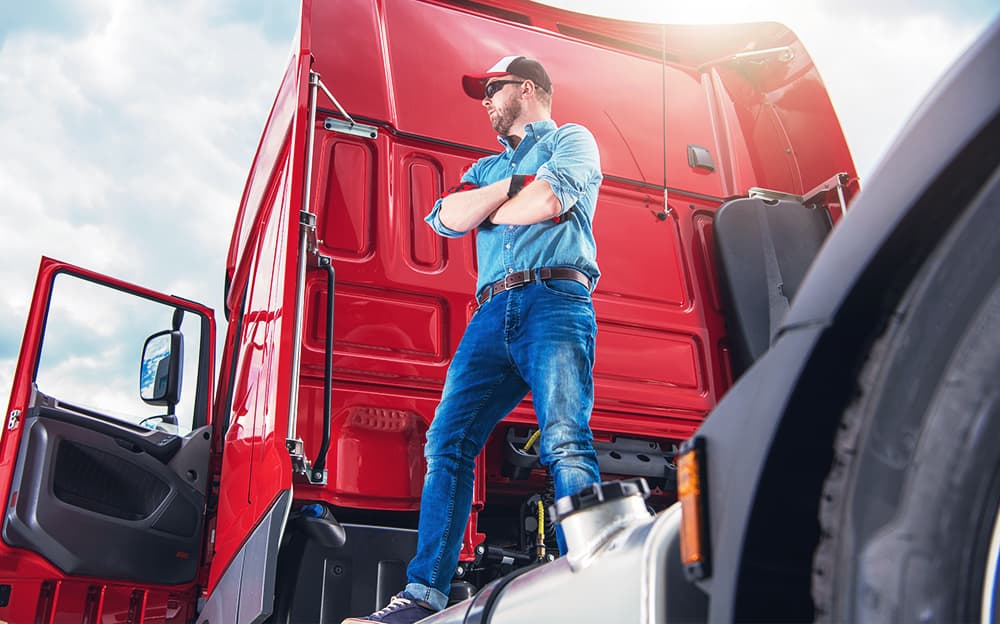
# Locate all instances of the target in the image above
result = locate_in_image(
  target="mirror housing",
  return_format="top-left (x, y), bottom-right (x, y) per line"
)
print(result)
top-left (140, 330), bottom-right (183, 407)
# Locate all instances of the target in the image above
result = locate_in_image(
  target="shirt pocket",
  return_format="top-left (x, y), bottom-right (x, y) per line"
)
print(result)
top-left (523, 142), bottom-right (553, 173)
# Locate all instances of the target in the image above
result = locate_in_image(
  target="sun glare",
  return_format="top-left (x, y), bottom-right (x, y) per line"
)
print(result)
top-left (538, 0), bottom-right (817, 25)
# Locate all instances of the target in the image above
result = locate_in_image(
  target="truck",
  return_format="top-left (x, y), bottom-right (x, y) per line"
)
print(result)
top-left (1, 0), bottom-right (997, 622)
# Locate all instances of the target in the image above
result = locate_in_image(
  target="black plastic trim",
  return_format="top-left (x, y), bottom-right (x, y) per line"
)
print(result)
top-left (3, 411), bottom-right (203, 583)
top-left (714, 197), bottom-right (831, 374)
top-left (36, 403), bottom-right (181, 463)
top-left (552, 478), bottom-right (650, 522)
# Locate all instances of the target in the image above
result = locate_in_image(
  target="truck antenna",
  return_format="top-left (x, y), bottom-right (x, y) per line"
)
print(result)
top-left (662, 23), bottom-right (669, 209)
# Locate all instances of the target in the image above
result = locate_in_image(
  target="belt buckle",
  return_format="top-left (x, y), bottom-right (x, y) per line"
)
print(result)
top-left (503, 271), bottom-right (522, 290)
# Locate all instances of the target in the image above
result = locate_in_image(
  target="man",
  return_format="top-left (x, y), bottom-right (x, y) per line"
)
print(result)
top-left (345, 55), bottom-right (603, 624)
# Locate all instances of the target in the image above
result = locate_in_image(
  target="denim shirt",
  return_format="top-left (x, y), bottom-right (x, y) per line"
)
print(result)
top-left (425, 120), bottom-right (602, 295)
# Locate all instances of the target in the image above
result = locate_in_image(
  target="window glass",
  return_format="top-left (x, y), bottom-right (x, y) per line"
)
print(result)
top-left (34, 273), bottom-right (205, 435)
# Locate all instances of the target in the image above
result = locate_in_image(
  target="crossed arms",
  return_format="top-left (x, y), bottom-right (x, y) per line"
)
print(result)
top-left (425, 124), bottom-right (602, 238)
top-left (437, 177), bottom-right (562, 232)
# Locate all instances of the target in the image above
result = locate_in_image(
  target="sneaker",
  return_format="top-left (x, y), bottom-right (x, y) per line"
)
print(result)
top-left (341, 592), bottom-right (436, 623)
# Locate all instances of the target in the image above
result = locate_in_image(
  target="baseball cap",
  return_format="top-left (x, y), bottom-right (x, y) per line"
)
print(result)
top-left (462, 56), bottom-right (552, 99)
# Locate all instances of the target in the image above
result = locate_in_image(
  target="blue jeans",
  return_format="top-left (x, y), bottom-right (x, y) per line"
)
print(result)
top-left (405, 278), bottom-right (601, 610)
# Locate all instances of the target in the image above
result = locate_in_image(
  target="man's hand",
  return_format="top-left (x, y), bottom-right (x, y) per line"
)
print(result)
top-left (490, 179), bottom-right (562, 225)
top-left (438, 178), bottom-right (510, 233)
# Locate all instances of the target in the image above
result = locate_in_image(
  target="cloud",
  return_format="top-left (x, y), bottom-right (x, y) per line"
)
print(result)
top-left (0, 0), bottom-right (298, 412)
top-left (783, 7), bottom-right (990, 180)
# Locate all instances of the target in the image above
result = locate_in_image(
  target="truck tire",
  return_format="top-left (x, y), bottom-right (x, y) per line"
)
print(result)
top-left (812, 166), bottom-right (1000, 623)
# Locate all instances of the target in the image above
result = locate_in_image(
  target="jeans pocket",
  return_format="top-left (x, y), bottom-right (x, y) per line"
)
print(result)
top-left (541, 278), bottom-right (591, 302)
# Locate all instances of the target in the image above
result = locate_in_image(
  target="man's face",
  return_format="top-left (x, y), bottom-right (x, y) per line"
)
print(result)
top-left (482, 76), bottom-right (524, 135)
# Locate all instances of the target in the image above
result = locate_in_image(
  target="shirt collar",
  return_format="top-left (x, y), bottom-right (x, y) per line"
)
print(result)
top-left (496, 119), bottom-right (557, 151)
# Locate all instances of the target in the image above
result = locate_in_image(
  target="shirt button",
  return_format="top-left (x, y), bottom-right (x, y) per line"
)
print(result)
top-left (505, 244), bottom-right (511, 249)
top-left (508, 268), bottom-right (514, 274)
top-left (511, 162), bottom-right (516, 168)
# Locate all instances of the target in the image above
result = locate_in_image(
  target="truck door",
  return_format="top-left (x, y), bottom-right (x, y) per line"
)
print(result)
top-left (0, 257), bottom-right (214, 622)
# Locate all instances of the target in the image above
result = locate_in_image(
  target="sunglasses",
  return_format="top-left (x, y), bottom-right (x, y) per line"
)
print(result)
top-left (484, 80), bottom-right (525, 99)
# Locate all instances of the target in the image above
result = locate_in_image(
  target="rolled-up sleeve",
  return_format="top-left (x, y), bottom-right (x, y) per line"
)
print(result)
top-left (425, 200), bottom-right (465, 238)
top-left (534, 124), bottom-right (602, 215)
top-left (425, 163), bottom-right (482, 238)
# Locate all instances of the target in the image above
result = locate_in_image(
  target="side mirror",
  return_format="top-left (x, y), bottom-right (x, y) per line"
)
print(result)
top-left (140, 330), bottom-right (183, 407)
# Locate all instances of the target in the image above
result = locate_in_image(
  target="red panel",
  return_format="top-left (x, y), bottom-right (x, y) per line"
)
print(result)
top-left (594, 185), bottom-right (689, 308)
top-left (386, 142), bottom-right (480, 290)
top-left (99, 586), bottom-right (133, 624)
top-left (306, 0), bottom-right (393, 125)
top-left (751, 102), bottom-right (802, 192)
top-left (304, 281), bottom-right (448, 364)
top-left (211, 110), bottom-right (296, 591)
top-left (227, 55), bottom-right (298, 296)
top-left (310, 0), bottom-right (857, 203)
top-left (378, 0), bottom-right (668, 188)
top-left (595, 322), bottom-right (704, 396)
top-left (661, 68), bottom-right (728, 198)
top-left (329, 404), bottom-right (427, 504)
top-left (317, 138), bottom-right (376, 259)
top-left (0, 576), bottom-right (194, 624)
top-left (707, 68), bottom-right (756, 196)
top-left (406, 156), bottom-right (446, 270)
top-left (708, 53), bottom-right (857, 196)
top-left (296, 383), bottom-right (436, 510)
top-left (49, 582), bottom-right (85, 624)
top-left (692, 212), bottom-right (723, 314)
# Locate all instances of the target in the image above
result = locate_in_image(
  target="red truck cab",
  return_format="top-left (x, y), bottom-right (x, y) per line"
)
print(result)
top-left (0, 0), bottom-right (858, 621)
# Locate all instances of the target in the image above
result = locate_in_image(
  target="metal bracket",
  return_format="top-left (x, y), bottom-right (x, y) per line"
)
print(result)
top-left (312, 71), bottom-right (378, 140)
top-left (285, 438), bottom-right (311, 475)
top-left (803, 172), bottom-right (851, 214)
top-left (749, 172), bottom-right (851, 212)
top-left (300, 209), bottom-right (320, 260)
top-left (747, 186), bottom-right (805, 203)
top-left (729, 46), bottom-right (794, 65)
top-left (286, 438), bottom-right (328, 485)
top-left (307, 468), bottom-right (328, 486)
top-left (698, 46), bottom-right (794, 72)
top-left (323, 117), bottom-right (378, 140)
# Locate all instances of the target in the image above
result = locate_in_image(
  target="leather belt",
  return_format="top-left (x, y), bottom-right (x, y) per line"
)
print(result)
top-left (476, 267), bottom-right (591, 306)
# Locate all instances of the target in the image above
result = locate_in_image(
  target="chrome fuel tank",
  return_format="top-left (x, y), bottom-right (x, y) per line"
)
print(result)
top-left (421, 480), bottom-right (707, 623)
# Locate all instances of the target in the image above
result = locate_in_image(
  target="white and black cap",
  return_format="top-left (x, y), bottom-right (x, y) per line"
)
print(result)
top-left (462, 55), bottom-right (552, 100)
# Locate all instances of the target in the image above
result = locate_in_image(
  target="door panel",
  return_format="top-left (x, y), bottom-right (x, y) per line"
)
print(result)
top-left (0, 258), bottom-right (215, 620)
top-left (4, 403), bottom-right (205, 583)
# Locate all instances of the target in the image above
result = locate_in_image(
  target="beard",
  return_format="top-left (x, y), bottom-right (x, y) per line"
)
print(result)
top-left (490, 97), bottom-right (523, 135)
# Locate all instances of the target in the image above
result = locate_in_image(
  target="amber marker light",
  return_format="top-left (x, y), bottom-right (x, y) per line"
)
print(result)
top-left (678, 436), bottom-right (711, 581)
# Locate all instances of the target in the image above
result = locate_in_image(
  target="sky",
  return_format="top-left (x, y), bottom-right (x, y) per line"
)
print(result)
top-left (0, 0), bottom-right (996, 417)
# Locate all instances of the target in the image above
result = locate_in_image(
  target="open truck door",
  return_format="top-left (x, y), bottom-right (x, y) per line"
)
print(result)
top-left (0, 257), bottom-right (215, 622)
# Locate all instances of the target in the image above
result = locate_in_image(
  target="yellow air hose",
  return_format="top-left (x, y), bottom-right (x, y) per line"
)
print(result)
top-left (536, 499), bottom-right (546, 559)
top-left (523, 430), bottom-right (547, 560)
